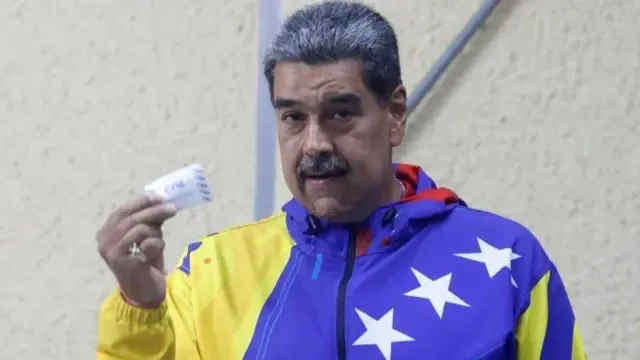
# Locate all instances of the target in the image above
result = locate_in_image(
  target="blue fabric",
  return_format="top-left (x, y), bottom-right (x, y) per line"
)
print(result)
top-left (242, 164), bottom-right (573, 359)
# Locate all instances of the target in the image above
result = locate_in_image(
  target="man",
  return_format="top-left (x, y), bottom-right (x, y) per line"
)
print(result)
top-left (96, 1), bottom-right (587, 359)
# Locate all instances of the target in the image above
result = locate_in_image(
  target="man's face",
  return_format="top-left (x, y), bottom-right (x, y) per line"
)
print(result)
top-left (273, 60), bottom-right (407, 221)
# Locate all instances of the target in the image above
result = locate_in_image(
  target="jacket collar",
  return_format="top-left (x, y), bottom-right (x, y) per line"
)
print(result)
top-left (282, 163), bottom-right (465, 258)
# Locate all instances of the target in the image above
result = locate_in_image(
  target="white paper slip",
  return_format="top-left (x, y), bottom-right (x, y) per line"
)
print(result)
top-left (144, 163), bottom-right (212, 210)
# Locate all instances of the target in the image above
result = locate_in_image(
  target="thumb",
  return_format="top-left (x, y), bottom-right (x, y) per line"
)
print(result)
top-left (139, 237), bottom-right (166, 271)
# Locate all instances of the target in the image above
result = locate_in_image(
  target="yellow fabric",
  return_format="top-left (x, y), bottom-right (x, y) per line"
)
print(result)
top-left (572, 326), bottom-right (588, 360)
top-left (515, 271), bottom-right (587, 360)
top-left (96, 213), bottom-right (294, 360)
top-left (516, 271), bottom-right (550, 360)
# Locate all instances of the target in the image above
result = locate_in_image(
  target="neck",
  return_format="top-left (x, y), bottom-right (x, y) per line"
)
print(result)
top-left (326, 169), bottom-right (402, 224)
top-left (374, 174), bottom-right (402, 207)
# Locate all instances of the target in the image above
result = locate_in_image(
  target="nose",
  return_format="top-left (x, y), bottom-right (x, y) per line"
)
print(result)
top-left (303, 120), bottom-right (334, 155)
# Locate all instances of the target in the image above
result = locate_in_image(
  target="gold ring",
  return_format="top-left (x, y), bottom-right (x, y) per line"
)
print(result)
top-left (128, 242), bottom-right (147, 261)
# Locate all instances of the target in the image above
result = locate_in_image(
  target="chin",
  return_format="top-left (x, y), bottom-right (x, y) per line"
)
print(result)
top-left (309, 197), bottom-right (350, 220)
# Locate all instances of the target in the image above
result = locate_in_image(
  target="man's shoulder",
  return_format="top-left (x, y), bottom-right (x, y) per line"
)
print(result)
top-left (208, 211), bottom-right (288, 239)
top-left (175, 212), bottom-right (291, 275)
top-left (184, 212), bottom-right (290, 252)
top-left (446, 204), bottom-right (553, 289)
top-left (447, 203), bottom-right (540, 249)
top-left (191, 212), bottom-right (289, 247)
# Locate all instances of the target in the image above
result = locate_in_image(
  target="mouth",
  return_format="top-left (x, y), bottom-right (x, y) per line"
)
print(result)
top-left (303, 171), bottom-right (347, 183)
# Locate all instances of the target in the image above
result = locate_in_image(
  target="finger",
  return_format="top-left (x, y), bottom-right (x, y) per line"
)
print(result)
top-left (139, 237), bottom-right (166, 264)
top-left (105, 195), bottom-right (165, 228)
top-left (114, 223), bottom-right (162, 255)
top-left (131, 202), bottom-right (177, 224)
top-left (115, 203), bottom-right (177, 235)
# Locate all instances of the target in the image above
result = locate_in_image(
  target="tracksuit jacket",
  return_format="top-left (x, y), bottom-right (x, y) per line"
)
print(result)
top-left (97, 163), bottom-right (587, 360)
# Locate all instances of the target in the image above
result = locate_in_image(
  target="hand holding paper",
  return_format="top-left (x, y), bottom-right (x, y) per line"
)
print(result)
top-left (143, 164), bottom-right (212, 210)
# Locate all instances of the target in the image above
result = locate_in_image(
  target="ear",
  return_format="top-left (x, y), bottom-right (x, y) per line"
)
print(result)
top-left (387, 84), bottom-right (407, 147)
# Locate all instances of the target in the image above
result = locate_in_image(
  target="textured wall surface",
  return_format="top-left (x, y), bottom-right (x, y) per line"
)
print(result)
top-left (0, 0), bottom-right (638, 359)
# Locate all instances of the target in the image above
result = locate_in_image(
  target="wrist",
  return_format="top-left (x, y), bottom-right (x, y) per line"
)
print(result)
top-left (120, 290), bottom-right (165, 309)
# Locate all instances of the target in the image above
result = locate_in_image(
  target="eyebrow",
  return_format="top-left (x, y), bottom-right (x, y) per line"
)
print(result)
top-left (273, 92), bottom-right (362, 109)
top-left (273, 98), bottom-right (300, 109)
top-left (324, 92), bottom-right (362, 106)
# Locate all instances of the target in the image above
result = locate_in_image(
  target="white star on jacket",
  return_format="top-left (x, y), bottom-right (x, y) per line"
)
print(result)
top-left (353, 308), bottom-right (414, 360)
top-left (404, 268), bottom-right (470, 318)
top-left (454, 237), bottom-right (522, 287)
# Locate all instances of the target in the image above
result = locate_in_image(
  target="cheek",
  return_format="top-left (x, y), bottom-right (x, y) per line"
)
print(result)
top-left (340, 128), bottom-right (390, 177)
top-left (278, 137), bottom-right (300, 172)
top-left (338, 141), bottom-right (382, 179)
top-left (341, 118), bottom-right (388, 159)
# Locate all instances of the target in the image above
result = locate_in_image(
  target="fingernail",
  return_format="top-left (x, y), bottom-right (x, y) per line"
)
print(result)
top-left (163, 202), bottom-right (178, 213)
top-left (146, 193), bottom-right (164, 202)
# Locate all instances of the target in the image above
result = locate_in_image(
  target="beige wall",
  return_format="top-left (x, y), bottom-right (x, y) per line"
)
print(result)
top-left (1, 0), bottom-right (637, 358)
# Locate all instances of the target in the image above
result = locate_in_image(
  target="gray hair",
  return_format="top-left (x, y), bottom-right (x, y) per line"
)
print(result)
top-left (263, 1), bottom-right (402, 104)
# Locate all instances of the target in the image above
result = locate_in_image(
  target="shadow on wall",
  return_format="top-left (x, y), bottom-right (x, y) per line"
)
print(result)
top-left (396, 0), bottom-right (520, 160)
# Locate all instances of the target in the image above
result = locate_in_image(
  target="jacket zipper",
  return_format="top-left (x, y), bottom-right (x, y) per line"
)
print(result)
top-left (336, 229), bottom-right (357, 360)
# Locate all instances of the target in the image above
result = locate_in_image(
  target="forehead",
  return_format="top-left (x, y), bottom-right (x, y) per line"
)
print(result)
top-left (272, 60), bottom-right (370, 102)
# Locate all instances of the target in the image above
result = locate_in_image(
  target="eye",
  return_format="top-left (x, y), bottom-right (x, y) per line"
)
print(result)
top-left (331, 109), bottom-right (354, 121)
top-left (282, 112), bottom-right (306, 123)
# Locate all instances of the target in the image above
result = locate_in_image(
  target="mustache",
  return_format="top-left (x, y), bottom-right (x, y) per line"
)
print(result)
top-left (296, 153), bottom-right (349, 178)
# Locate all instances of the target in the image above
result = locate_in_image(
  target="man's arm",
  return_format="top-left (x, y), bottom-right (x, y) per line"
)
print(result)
top-left (96, 263), bottom-right (200, 359)
top-left (513, 230), bottom-right (587, 360)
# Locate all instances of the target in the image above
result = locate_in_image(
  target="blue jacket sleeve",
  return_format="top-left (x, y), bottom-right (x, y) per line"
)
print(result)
top-left (512, 230), bottom-right (587, 360)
